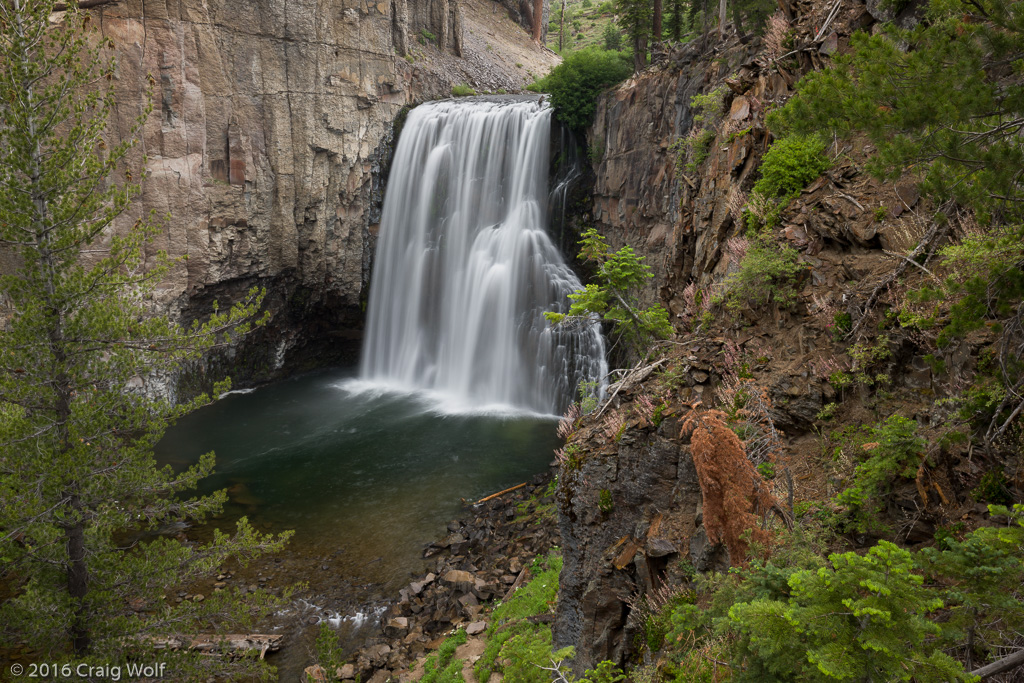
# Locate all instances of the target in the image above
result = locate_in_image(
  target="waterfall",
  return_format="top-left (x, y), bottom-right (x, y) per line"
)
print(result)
top-left (360, 97), bottom-right (607, 415)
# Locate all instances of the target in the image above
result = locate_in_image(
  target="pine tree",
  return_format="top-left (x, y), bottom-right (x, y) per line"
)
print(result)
top-left (615, 0), bottom-right (652, 70)
top-left (728, 542), bottom-right (973, 682)
top-left (665, 0), bottom-right (687, 42)
top-left (0, 1), bottom-right (289, 676)
top-left (679, 408), bottom-right (776, 564)
top-left (544, 228), bottom-right (671, 359)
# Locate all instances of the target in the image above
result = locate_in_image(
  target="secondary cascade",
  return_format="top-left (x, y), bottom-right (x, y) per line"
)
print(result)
top-left (361, 97), bottom-right (606, 415)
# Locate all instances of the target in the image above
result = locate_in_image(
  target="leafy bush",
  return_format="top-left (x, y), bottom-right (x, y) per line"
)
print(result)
top-left (744, 134), bottom-right (829, 231)
top-left (603, 22), bottom-right (622, 50)
top-left (752, 134), bottom-right (829, 199)
top-left (660, 513), bottom-right (1023, 683)
top-left (972, 469), bottom-right (1013, 505)
top-left (916, 504), bottom-right (1024, 663)
top-left (727, 541), bottom-right (972, 682)
top-left (673, 86), bottom-right (727, 175)
top-left (530, 48), bottom-right (632, 131)
top-left (723, 240), bottom-right (805, 311)
top-left (309, 623), bottom-right (346, 681)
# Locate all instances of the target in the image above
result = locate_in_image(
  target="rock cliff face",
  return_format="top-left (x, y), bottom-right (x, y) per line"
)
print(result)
top-left (587, 39), bottom-right (778, 312)
top-left (554, 2), bottom-right (951, 672)
top-left (88, 0), bottom-right (554, 390)
top-left (556, 411), bottom-right (702, 672)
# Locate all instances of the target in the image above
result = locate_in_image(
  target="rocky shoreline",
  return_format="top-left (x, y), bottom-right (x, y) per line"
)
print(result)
top-left (306, 468), bottom-right (562, 682)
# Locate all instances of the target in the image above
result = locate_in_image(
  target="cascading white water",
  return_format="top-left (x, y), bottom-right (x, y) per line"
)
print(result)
top-left (361, 97), bottom-right (607, 415)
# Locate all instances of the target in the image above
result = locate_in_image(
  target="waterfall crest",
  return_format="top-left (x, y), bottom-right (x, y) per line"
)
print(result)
top-left (360, 97), bottom-right (607, 415)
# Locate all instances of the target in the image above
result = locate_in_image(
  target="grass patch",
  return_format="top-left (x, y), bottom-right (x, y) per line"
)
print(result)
top-left (422, 628), bottom-right (468, 683)
top-left (475, 551), bottom-right (562, 682)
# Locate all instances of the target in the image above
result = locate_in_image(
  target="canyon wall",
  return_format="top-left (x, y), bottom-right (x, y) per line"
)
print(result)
top-left (586, 39), bottom-right (780, 314)
top-left (86, 0), bottom-right (553, 387)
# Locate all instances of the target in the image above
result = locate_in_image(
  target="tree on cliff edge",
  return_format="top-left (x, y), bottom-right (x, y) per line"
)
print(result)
top-left (0, 1), bottom-right (289, 676)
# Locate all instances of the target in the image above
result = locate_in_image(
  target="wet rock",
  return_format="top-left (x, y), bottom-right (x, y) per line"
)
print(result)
top-left (556, 424), bottom-right (702, 674)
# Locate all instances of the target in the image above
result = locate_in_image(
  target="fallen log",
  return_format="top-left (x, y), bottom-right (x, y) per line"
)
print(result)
top-left (144, 634), bottom-right (283, 659)
top-left (971, 648), bottom-right (1024, 680)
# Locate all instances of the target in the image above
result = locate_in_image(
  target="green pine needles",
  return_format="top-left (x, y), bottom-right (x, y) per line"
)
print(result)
top-left (0, 1), bottom-right (289, 677)
top-left (545, 228), bottom-right (672, 359)
top-left (728, 541), bottom-right (972, 682)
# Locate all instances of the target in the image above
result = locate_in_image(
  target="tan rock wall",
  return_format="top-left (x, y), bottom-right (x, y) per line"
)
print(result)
top-left (98, 0), bottom-right (433, 318)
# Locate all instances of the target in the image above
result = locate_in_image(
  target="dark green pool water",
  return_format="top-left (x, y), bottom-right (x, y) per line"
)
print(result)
top-left (155, 368), bottom-right (560, 592)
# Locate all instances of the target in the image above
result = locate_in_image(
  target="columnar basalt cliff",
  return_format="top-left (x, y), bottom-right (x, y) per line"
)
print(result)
top-left (83, 0), bottom-right (554, 389)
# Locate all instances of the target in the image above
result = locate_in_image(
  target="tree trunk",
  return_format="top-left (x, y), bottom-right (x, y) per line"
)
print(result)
top-left (634, 33), bottom-right (647, 71)
top-left (65, 505), bottom-right (90, 654)
top-left (559, 0), bottom-right (565, 51)
top-left (730, 0), bottom-right (744, 39)
top-left (652, 0), bottom-right (662, 44)
top-left (718, 0), bottom-right (727, 38)
top-left (533, 0), bottom-right (544, 42)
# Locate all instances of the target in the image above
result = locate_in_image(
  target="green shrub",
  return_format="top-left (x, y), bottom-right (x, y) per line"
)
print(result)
top-left (530, 48), bottom-right (632, 130)
top-left (684, 128), bottom-right (716, 173)
top-left (752, 134), bottom-right (829, 199)
top-left (745, 134), bottom-right (830, 232)
top-left (972, 469), bottom-right (1013, 505)
top-left (451, 83), bottom-right (476, 97)
top-left (546, 228), bottom-right (672, 357)
top-left (723, 241), bottom-right (805, 311)
top-left (916, 504), bottom-right (1024, 660)
top-left (476, 552), bottom-right (562, 682)
top-left (830, 311), bottom-right (852, 340)
top-left (727, 541), bottom-right (972, 683)
top-left (309, 623), bottom-right (345, 680)
top-left (834, 415), bottom-right (924, 532)
top-left (419, 29), bottom-right (437, 44)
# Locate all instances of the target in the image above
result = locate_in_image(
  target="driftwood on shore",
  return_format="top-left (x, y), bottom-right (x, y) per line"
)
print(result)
top-left (145, 634), bottom-right (283, 659)
top-left (471, 482), bottom-right (527, 505)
